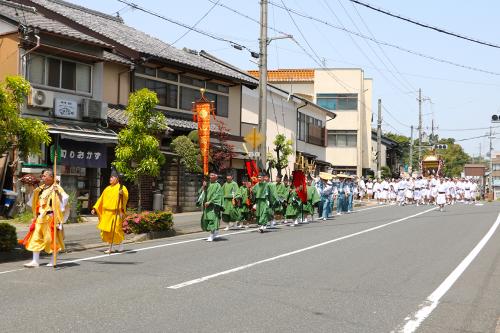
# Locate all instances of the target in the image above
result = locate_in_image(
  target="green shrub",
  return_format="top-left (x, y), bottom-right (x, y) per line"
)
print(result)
top-left (0, 223), bottom-right (18, 252)
top-left (123, 210), bottom-right (174, 234)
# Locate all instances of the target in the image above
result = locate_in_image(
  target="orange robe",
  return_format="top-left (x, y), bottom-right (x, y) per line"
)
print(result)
top-left (24, 184), bottom-right (67, 253)
top-left (93, 183), bottom-right (128, 244)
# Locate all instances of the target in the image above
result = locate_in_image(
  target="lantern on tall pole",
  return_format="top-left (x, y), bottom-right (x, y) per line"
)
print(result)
top-left (193, 89), bottom-right (215, 175)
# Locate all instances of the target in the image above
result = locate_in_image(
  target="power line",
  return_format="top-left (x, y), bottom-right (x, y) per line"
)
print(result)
top-left (171, 0), bottom-right (220, 46)
top-left (267, 1), bottom-right (500, 76)
top-left (116, 0), bottom-right (257, 54)
top-left (348, 0), bottom-right (500, 49)
top-left (347, 0), bottom-right (416, 92)
top-left (382, 105), bottom-right (412, 128)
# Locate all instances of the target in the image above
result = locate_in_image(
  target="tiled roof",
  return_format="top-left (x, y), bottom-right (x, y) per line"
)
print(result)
top-left (0, 0), bottom-right (110, 47)
top-left (107, 104), bottom-right (218, 131)
top-left (29, 0), bottom-right (258, 85)
top-left (102, 51), bottom-right (133, 66)
top-left (247, 69), bottom-right (315, 82)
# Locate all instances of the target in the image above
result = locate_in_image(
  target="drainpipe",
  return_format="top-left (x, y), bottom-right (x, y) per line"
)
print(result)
top-left (20, 34), bottom-right (40, 77)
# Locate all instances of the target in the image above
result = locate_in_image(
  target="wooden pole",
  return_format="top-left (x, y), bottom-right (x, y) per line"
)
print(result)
top-left (52, 135), bottom-right (58, 268)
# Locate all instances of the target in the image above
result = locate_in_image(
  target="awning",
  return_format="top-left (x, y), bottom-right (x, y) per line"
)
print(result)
top-left (47, 123), bottom-right (118, 143)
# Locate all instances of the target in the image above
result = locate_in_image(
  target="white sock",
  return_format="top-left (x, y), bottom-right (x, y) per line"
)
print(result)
top-left (33, 251), bottom-right (40, 264)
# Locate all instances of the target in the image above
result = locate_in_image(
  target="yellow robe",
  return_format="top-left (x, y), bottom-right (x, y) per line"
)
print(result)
top-left (25, 184), bottom-right (67, 253)
top-left (93, 183), bottom-right (128, 244)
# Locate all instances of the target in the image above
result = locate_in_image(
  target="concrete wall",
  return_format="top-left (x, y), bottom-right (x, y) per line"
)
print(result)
top-left (327, 147), bottom-right (357, 167)
top-left (272, 82), bottom-right (314, 99)
top-left (0, 33), bottom-right (20, 81)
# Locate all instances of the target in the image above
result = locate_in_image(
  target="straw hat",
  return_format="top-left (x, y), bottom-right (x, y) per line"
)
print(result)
top-left (319, 172), bottom-right (333, 180)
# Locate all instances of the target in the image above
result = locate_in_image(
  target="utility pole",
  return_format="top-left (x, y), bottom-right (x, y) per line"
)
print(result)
top-left (258, 0), bottom-right (268, 170)
top-left (377, 99), bottom-right (382, 178)
top-left (489, 126), bottom-right (493, 195)
top-left (418, 88), bottom-right (423, 172)
top-left (409, 125), bottom-right (413, 174)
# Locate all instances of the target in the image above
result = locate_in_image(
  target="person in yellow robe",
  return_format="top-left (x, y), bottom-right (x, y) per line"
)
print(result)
top-left (91, 170), bottom-right (128, 253)
top-left (23, 170), bottom-right (69, 268)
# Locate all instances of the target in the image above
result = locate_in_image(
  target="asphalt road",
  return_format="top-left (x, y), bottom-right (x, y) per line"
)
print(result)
top-left (0, 202), bottom-right (499, 333)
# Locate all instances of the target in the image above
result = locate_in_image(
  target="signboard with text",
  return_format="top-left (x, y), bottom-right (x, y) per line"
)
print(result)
top-left (52, 139), bottom-right (107, 168)
top-left (54, 98), bottom-right (78, 120)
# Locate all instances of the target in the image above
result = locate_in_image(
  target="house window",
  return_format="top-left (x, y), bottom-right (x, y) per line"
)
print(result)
top-left (316, 93), bottom-right (358, 110)
top-left (297, 112), bottom-right (325, 146)
top-left (28, 54), bottom-right (92, 93)
top-left (329, 131), bottom-right (357, 147)
top-left (180, 86), bottom-right (228, 117)
top-left (134, 77), bottom-right (178, 108)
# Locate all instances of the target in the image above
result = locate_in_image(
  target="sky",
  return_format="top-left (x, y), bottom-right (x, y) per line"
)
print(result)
top-left (67, 0), bottom-right (500, 156)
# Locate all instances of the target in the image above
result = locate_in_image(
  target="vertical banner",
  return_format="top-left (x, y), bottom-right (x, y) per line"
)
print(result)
top-left (193, 89), bottom-right (215, 175)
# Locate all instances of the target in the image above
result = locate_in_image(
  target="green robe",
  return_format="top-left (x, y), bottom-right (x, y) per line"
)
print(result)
top-left (197, 182), bottom-right (223, 232)
top-left (252, 182), bottom-right (274, 226)
top-left (237, 185), bottom-right (251, 221)
top-left (304, 185), bottom-right (321, 214)
top-left (285, 189), bottom-right (301, 219)
top-left (274, 182), bottom-right (288, 215)
top-left (221, 181), bottom-right (240, 222)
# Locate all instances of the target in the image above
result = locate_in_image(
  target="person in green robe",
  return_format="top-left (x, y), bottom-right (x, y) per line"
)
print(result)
top-left (285, 184), bottom-right (301, 226)
top-left (272, 175), bottom-right (289, 226)
top-left (304, 176), bottom-right (321, 223)
top-left (197, 171), bottom-right (223, 242)
top-left (221, 173), bottom-right (242, 230)
top-left (252, 172), bottom-right (275, 233)
top-left (237, 177), bottom-right (252, 226)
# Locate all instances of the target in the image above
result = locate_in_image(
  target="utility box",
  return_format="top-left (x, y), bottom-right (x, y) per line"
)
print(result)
top-left (153, 192), bottom-right (164, 211)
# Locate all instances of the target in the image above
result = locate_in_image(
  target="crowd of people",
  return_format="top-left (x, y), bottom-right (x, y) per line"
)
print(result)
top-left (20, 167), bottom-right (480, 267)
top-left (197, 171), bottom-right (482, 241)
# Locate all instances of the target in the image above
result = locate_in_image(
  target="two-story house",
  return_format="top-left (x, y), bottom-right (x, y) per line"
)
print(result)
top-left (0, 0), bottom-right (123, 210)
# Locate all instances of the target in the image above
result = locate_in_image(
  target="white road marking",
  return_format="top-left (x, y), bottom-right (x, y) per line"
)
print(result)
top-left (0, 268), bottom-right (26, 275)
top-left (0, 203), bottom-right (389, 275)
top-left (167, 207), bottom-right (436, 289)
top-left (395, 213), bottom-right (500, 333)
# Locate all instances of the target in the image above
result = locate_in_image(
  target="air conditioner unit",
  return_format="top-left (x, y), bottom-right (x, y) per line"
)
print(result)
top-left (82, 99), bottom-right (107, 120)
top-left (28, 88), bottom-right (54, 108)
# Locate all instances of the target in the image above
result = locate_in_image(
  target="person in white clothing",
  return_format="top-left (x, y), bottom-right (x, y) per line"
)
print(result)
top-left (436, 178), bottom-right (447, 211)
top-left (366, 179), bottom-right (374, 199)
top-left (470, 180), bottom-right (478, 203)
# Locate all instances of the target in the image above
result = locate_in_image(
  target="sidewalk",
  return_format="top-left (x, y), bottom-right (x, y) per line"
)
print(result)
top-left (6, 200), bottom-right (376, 255)
top-left (10, 210), bottom-right (203, 253)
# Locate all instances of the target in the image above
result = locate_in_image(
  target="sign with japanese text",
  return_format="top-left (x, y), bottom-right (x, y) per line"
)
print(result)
top-left (54, 98), bottom-right (78, 119)
top-left (53, 139), bottom-right (107, 168)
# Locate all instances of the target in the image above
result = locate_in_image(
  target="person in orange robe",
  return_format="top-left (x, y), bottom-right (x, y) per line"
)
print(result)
top-left (23, 170), bottom-right (68, 268)
top-left (91, 170), bottom-right (128, 253)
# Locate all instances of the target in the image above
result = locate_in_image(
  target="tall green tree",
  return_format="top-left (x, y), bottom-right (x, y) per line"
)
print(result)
top-left (0, 76), bottom-right (51, 166)
top-left (113, 88), bottom-right (167, 211)
top-left (435, 138), bottom-right (470, 177)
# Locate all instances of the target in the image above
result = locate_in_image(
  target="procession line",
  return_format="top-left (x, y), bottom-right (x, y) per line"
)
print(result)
top-left (167, 206), bottom-right (437, 289)
top-left (0, 203), bottom-right (390, 275)
top-left (394, 213), bottom-right (500, 333)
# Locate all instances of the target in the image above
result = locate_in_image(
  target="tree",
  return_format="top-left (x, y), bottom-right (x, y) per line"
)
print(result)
top-left (267, 134), bottom-right (293, 177)
top-left (436, 138), bottom-right (470, 177)
top-left (0, 76), bottom-right (51, 167)
top-left (210, 119), bottom-right (235, 173)
top-left (113, 88), bottom-right (167, 211)
top-left (171, 134), bottom-right (202, 173)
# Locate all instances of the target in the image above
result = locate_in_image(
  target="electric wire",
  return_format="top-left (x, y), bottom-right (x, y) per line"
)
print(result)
top-left (171, 0), bottom-right (220, 46)
top-left (267, 0), bottom-right (500, 76)
top-left (348, 0), bottom-right (500, 49)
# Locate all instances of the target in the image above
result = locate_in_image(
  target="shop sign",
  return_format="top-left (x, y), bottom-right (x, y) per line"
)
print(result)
top-left (54, 98), bottom-right (78, 119)
top-left (56, 139), bottom-right (107, 168)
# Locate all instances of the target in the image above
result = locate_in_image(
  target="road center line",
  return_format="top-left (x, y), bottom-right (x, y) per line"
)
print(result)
top-left (0, 203), bottom-right (389, 275)
top-left (167, 206), bottom-right (436, 289)
top-left (394, 213), bottom-right (500, 333)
